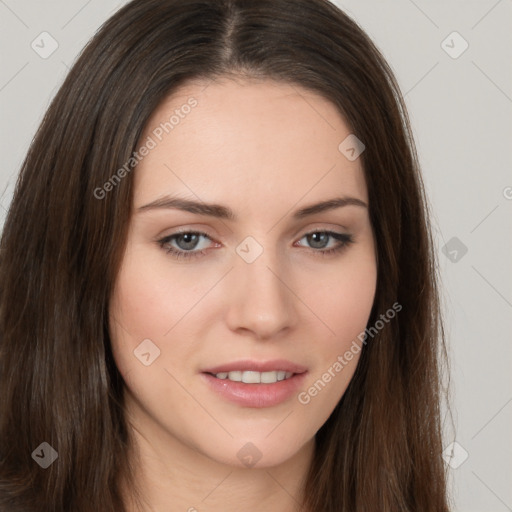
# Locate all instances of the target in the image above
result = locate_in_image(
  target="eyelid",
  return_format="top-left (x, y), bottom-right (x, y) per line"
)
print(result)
top-left (156, 227), bottom-right (219, 245)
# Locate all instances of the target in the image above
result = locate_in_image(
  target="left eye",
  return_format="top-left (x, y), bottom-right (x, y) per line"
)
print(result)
top-left (297, 231), bottom-right (346, 250)
top-left (157, 230), bottom-right (354, 260)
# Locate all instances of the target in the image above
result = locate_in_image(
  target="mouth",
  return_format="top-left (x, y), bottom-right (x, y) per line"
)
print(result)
top-left (201, 359), bottom-right (308, 408)
top-left (206, 370), bottom-right (295, 384)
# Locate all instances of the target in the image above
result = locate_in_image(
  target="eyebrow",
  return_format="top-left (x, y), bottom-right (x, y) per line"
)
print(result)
top-left (137, 195), bottom-right (367, 220)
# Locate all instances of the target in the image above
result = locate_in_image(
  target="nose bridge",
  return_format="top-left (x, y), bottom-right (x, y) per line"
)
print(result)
top-left (227, 236), bottom-right (296, 338)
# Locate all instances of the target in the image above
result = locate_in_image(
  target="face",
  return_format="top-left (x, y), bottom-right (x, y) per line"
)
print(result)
top-left (109, 77), bottom-right (377, 469)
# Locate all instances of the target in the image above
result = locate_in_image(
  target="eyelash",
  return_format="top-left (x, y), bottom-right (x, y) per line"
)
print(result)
top-left (157, 229), bottom-right (354, 261)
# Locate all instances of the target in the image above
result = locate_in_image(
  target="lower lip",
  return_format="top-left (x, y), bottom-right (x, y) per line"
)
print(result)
top-left (201, 372), bottom-right (308, 408)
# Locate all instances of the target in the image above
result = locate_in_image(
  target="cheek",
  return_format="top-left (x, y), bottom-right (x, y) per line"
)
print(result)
top-left (109, 246), bottom-right (198, 341)
top-left (108, 244), bottom-right (216, 398)
top-left (297, 252), bottom-right (376, 407)
top-left (108, 248), bottom-right (176, 380)
top-left (306, 254), bottom-right (377, 346)
top-left (295, 268), bottom-right (375, 417)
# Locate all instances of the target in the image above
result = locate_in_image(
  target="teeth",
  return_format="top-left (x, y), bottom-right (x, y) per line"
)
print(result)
top-left (261, 371), bottom-right (276, 383)
top-left (228, 371), bottom-right (242, 382)
top-left (214, 370), bottom-right (294, 383)
top-left (242, 371), bottom-right (260, 383)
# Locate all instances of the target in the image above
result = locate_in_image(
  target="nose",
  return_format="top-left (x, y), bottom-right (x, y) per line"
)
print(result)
top-left (225, 250), bottom-right (298, 340)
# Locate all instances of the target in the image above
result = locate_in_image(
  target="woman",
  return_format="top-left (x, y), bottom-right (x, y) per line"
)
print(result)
top-left (0, 0), bottom-right (452, 510)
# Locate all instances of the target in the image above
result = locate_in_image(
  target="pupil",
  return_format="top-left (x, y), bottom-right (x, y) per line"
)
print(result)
top-left (178, 233), bottom-right (198, 250)
top-left (309, 232), bottom-right (328, 249)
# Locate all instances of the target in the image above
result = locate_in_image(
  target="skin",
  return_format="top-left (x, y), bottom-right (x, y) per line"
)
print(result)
top-left (109, 76), bottom-right (377, 512)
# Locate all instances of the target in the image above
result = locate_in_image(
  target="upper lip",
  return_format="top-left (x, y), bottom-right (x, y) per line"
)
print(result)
top-left (202, 359), bottom-right (308, 375)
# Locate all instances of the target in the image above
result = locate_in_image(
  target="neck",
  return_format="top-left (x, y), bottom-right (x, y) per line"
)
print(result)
top-left (119, 398), bottom-right (315, 512)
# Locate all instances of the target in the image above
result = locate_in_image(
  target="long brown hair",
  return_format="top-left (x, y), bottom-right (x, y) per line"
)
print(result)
top-left (0, 0), bottom-right (452, 510)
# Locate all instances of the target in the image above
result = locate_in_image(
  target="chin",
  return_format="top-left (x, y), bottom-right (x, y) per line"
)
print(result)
top-left (196, 431), bottom-right (312, 470)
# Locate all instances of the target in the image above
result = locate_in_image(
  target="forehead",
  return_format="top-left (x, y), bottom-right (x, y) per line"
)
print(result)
top-left (133, 77), bottom-right (368, 211)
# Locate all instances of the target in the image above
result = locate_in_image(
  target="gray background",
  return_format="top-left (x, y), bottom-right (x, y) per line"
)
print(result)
top-left (0, 1), bottom-right (511, 510)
